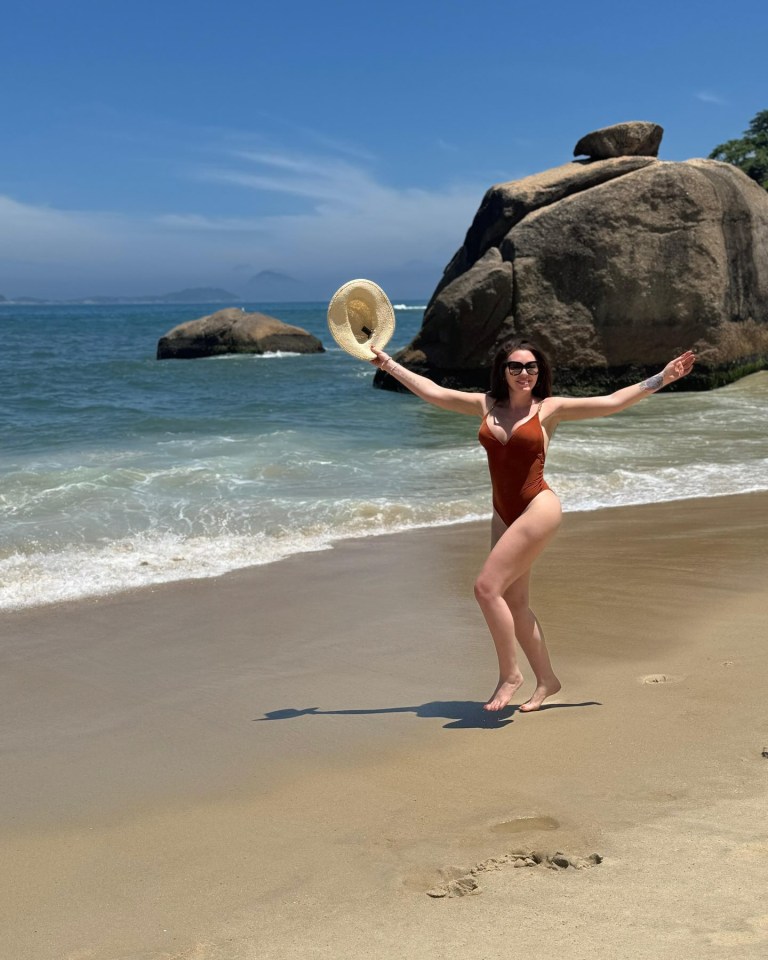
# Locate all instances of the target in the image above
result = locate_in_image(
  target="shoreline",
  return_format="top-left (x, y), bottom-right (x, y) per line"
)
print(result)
top-left (2, 491), bottom-right (768, 958)
top-left (3, 486), bottom-right (768, 615)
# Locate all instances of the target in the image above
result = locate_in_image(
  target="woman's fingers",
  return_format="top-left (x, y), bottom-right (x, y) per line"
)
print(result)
top-left (370, 346), bottom-right (391, 368)
top-left (670, 350), bottom-right (696, 378)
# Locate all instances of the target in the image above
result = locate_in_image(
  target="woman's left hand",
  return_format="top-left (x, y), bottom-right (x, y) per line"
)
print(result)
top-left (662, 350), bottom-right (696, 384)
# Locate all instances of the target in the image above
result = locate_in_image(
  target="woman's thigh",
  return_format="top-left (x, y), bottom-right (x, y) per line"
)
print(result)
top-left (481, 492), bottom-right (562, 593)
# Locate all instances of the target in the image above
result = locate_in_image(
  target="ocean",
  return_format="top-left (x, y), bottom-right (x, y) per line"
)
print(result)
top-left (2, 301), bottom-right (767, 611)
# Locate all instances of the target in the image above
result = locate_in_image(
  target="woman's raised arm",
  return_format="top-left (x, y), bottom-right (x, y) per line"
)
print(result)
top-left (371, 347), bottom-right (488, 417)
top-left (546, 351), bottom-right (696, 423)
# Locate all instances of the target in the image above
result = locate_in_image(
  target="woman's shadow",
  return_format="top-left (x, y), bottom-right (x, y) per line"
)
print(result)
top-left (253, 700), bottom-right (601, 730)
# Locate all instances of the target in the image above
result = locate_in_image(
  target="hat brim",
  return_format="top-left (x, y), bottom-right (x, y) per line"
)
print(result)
top-left (327, 279), bottom-right (396, 360)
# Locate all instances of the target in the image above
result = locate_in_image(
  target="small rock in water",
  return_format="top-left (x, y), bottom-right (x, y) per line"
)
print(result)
top-left (157, 308), bottom-right (325, 359)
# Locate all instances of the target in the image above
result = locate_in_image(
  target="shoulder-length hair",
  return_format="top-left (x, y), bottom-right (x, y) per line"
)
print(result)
top-left (488, 339), bottom-right (553, 401)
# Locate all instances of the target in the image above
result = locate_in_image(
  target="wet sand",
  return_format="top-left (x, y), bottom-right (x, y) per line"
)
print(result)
top-left (1, 493), bottom-right (767, 959)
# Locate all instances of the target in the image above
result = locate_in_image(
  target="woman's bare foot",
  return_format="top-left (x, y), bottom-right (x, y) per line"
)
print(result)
top-left (519, 677), bottom-right (561, 712)
top-left (484, 673), bottom-right (525, 712)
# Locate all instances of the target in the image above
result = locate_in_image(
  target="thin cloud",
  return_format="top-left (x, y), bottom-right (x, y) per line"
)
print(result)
top-left (181, 147), bottom-right (484, 273)
top-left (235, 111), bottom-right (379, 163)
top-left (292, 126), bottom-right (377, 163)
top-left (153, 212), bottom-right (269, 233)
top-left (0, 145), bottom-right (486, 294)
top-left (0, 196), bottom-right (121, 262)
top-left (191, 148), bottom-right (485, 233)
top-left (196, 150), bottom-right (390, 207)
top-left (696, 91), bottom-right (727, 105)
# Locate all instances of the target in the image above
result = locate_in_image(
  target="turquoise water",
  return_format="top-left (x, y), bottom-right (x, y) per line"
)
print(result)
top-left (2, 301), bottom-right (768, 610)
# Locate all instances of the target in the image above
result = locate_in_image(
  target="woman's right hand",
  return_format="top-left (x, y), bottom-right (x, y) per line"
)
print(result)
top-left (370, 346), bottom-right (391, 371)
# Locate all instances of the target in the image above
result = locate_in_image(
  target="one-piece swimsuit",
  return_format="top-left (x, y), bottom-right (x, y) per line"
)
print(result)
top-left (478, 400), bottom-right (550, 526)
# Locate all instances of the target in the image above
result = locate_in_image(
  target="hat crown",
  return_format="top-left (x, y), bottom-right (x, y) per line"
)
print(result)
top-left (327, 279), bottom-right (395, 359)
top-left (347, 298), bottom-right (375, 343)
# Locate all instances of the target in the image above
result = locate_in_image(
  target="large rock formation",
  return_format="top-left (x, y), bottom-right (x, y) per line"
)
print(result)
top-left (375, 124), bottom-right (768, 394)
top-left (157, 308), bottom-right (324, 359)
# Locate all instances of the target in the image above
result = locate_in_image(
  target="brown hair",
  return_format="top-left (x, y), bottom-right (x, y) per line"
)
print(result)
top-left (488, 338), bottom-right (553, 401)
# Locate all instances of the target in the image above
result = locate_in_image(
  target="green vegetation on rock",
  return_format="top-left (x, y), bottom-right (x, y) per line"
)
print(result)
top-left (709, 110), bottom-right (768, 190)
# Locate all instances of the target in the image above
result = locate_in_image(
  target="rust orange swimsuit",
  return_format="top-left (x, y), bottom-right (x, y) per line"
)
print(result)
top-left (478, 401), bottom-right (551, 526)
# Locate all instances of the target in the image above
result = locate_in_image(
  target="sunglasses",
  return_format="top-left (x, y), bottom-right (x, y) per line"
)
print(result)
top-left (505, 361), bottom-right (539, 375)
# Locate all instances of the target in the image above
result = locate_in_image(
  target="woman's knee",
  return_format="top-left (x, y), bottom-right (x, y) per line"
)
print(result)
top-left (473, 572), bottom-right (501, 606)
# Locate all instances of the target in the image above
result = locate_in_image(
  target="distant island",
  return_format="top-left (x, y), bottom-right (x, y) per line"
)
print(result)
top-left (77, 287), bottom-right (242, 304)
top-left (248, 270), bottom-right (301, 287)
top-left (245, 270), bottom-right (307, 299)
top-left (0, 287), bottom-right (241, 305)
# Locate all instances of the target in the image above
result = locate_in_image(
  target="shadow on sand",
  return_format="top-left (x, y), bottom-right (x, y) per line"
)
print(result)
top-left (253, 700), bottom-right (602, 730)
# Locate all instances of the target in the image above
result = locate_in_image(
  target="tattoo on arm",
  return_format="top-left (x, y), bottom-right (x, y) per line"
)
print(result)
top-left (642, 372), bottom-right (664, 392)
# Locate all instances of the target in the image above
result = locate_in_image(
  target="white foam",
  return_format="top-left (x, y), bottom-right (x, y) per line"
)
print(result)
top-left (206, 351), bottom-right (303, 360)
top-left (0, 532), bottom-right (322, 610)
top-left (3, 375), bottom-right (768, 611)
top-left (3, 463), bottom-right (768, 612)
top-left (0, 501), bottom-right (487, 611)
top-left (555, 460), bottom-right (768, 513)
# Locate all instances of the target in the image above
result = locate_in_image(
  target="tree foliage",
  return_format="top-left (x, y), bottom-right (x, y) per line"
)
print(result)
top-left (709, 110), bottom-right (768, 190)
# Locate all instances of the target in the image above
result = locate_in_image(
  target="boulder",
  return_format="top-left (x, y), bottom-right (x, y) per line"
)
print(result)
top-left (574, 122), bottom-right (664, 160)
top-left (157, 308), bottom-right (324, 359)
top-left (433, 157), bottom-right (657, 301)
top-left (375, 142), bottom-right (768, 394)
top-left (503, 161), bottom-right (768, 388)
top-left (400, 248), bottom-right (514, 378)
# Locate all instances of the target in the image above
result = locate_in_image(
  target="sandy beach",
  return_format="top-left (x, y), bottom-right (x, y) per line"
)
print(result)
top-left (2, 492), bottom-right (767, 960)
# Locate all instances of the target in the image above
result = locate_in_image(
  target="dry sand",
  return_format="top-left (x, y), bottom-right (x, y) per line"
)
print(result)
top-left (1, 493), bottom-right (767, 960)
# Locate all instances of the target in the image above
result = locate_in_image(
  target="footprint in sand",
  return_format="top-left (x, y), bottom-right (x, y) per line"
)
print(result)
top-left (425, 850), bottom-right (603, 897)
top-left (708, 914), bottom-right (768, 947)
top-left (639, 673), bottom-right (684, 685)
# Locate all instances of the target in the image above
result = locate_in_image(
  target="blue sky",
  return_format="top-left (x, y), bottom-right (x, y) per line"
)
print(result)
top-left (1, 0), bottom-right (766, 300)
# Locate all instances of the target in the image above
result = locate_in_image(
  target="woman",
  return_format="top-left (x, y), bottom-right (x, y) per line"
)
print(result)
top-left (371, 340), bottom-right (696, 714)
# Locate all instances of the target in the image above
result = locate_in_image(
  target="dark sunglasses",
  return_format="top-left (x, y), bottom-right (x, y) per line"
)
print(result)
top-left (505, 361), bottom-right (539, 375)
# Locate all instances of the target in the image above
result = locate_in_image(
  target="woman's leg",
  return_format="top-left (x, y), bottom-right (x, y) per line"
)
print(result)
top-left (503, 571), bottom-right (561, 712)
top-left (474, 492), bottom-right (561, 712)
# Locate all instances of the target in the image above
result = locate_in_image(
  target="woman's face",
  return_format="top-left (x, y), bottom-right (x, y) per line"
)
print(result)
top-left (505, 349), bottom-right (539, 397)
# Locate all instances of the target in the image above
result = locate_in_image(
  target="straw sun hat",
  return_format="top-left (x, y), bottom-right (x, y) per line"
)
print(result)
top-left (327, 279), bottom-right (395, 360)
